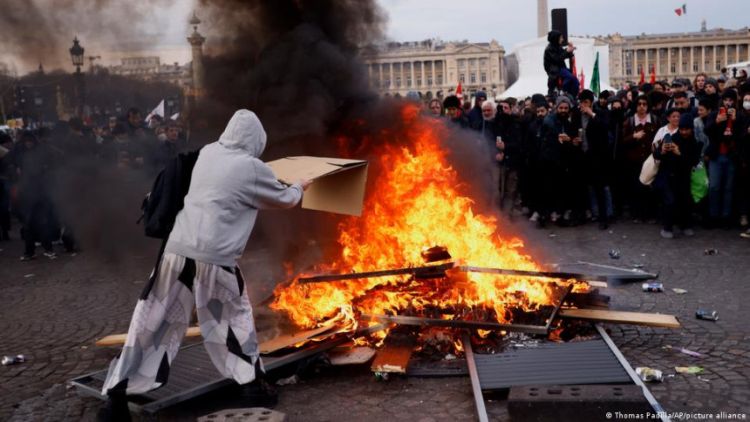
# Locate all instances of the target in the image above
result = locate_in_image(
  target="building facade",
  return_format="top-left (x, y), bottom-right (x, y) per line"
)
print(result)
top-left (604, 25), bottom-right (750, 88)
top-left (361, 39), bottom-right (506, 99)
top-left (108, 56), bottom-right (191, 87)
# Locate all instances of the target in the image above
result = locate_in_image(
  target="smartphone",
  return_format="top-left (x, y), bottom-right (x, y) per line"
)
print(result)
top-left (719, 107), bottom-right (727, 116)
top-left (577, 128), bottom-right (584, 139)
top-left (663, 133), bottom-right (673, 144)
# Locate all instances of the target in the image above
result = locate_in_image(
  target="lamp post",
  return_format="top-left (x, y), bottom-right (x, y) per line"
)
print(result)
top-left (69, 37), bottom-right (85, 117)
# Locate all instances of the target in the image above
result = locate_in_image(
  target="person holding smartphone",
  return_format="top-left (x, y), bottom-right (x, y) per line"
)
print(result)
top-left (705, 89), bottom-right (740, 228)
top-left (652, 110), bottom-right (700, 238)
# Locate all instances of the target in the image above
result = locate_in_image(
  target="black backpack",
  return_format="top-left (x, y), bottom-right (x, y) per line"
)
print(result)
top-left (139, 149), bottom-right (201, 239)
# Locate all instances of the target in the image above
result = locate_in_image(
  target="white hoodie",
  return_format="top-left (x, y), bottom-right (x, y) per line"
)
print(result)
top-left (165, 110), bottom-right (303, 266)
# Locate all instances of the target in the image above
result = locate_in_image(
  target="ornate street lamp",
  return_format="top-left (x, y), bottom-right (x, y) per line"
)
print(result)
top-left (69, 37), bottom-right (85, 116)
top-left (69, 37), bottom-right (85, 73)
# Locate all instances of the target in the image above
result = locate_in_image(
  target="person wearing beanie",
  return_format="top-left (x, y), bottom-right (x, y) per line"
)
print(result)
top-left (442, 95), bottom-right (468, 128)
top-left (652, 108), bottom-right (700, 238)
top-left (467, 91), bottom-right (487, 129)
top-left (575, 89), bottom-right (614, 229)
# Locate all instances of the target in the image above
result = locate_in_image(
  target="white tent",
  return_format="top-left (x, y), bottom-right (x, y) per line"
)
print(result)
top-left (726, 60), bottom-right (750, 73)
top-left (499, 36), bottom-right (615, 100)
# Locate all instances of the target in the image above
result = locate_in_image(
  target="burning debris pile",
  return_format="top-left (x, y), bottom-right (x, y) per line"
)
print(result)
top-left (270, 105), bottom-right (589, 345)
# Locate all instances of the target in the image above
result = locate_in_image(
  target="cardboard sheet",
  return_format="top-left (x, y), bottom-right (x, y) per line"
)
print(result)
top-left (266, 156), bottom-right (368, 216)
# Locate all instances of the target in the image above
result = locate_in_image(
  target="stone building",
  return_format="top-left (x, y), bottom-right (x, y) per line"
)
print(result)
top-left (108, 56), bottom-right (191, 87)
top-left (603, 23), bottom-right (750, 87)
top-left (360, 39), bottom-right (506, 99)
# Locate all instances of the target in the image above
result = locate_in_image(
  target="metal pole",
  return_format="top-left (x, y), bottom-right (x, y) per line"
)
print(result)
top-left (463, 332), bottom-right (489, 422)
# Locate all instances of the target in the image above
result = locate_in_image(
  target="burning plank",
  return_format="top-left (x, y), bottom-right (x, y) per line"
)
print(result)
top-left (260, 320), bottom-right (340, 354)
top-left (362, 314), bottom-right (551, 335)
top-left (371, 331), bottom-right (417, 374)
top-left (559, 309), bottom-right (680, 328)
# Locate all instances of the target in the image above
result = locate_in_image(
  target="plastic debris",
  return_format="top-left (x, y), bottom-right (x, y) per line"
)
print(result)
top-left (635, 367), bottom-right (663, 382)
top-left (549, 233), bottom-right (557, 238)
top-left (671, 288), bottom-right (687, 294)
top-left (24, 274), bottom-right (35, 278)
top-left (663, 345), bottom-right (704, 358)
top-left (695, 309), bottom-right (719, 321)
top-left (374, 372), bottom-right (390, 381)
top-left (444, 354), bottom-right (457, 361)
top-left (703, 249), bottom-right (718, 256)
top-left (609, 249), bottom-right (621, 259)
top-left (1, 355), bottom-right (25, 366)
top-left (275, 374), bottom-right (299, 386)
top-left (632, 263), bottom-right (644, 269)
top-left (642, 282), bottom-right (664, 292)
top-left (675, 366), bottom-right (704, 374)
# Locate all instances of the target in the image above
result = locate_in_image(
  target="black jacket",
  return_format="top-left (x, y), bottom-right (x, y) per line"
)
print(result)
top-left (495, 113), bottom-right (523, 168)
top-left (653, 131), bottom-right (700, 188)
top-left (543, 30), bottom-right (573, 77)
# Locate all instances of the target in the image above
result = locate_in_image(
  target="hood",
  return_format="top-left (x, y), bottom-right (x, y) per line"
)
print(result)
top-left (547, 30), bottom-right (562, 44)
top-left (218, 109), bottom-right (267, 157)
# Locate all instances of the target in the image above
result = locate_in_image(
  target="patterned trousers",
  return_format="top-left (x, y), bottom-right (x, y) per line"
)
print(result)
top-left (101, 253), bottom-right (260, 396)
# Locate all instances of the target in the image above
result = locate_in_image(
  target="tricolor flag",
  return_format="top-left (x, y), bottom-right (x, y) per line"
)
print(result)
top-left (456, 81), bottom-right (463, 105)
top-left (649, 66), bottom-right (656, 84)
top-left (579, 70), bottom-right (585, 94)
top-left (674, 3), bottom-right (686, 16)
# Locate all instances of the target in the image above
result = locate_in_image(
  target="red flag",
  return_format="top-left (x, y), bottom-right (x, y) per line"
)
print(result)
top-left (455, 81), bottom-right (463, 106)
top-left (649, 66), bottom-right (656, 84)
top-left (579, 70), bottom-right (585, 94)
top-left (675, 4), bottom-right (686, 16)
top-left (674, 8), bottom-right (682, 16)
top-left (639, 68), bottom-right (645, 85)
top-left (570, 56), bottom-right (577, 80)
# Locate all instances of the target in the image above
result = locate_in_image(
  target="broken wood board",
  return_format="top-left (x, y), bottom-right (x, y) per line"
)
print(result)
top-left (260, 320), bottom-right (340, 354)
top-left (559, 309), bottom-right (680, 328)
top-left (363, 314), bottom-right (550, 335)
top-left (96, 326), bottom-right (201, 346)
top-left (328, 346), bottom-right (377, 366)
top-left (371, 332), bottom-right (417, 374)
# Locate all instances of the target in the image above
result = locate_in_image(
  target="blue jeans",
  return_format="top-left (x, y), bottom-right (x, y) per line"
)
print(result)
top-left (708, 155), bottom-right (735, 219)
top-left (559, 68), bottom-right (580, 98)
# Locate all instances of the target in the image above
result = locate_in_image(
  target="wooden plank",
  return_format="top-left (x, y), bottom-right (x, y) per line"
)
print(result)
top-left (329, 346), bottom-right (377, 366)
top-left (463, 331), bottom-right (489, 422)
top-left (260, 320), bottom-right (340, 354)
top-left (362, 314), bottom-right (550, 335)
top-left (559, 309), bottom-right (680, 328)
top-left (459, 265), bottom-right (609, 282)
top-left (96, 326), bottom-right (201, 347)
top-left (371, 332), bottom-right (417, 374)
top-left (298, 263), bottom-right (454, 283)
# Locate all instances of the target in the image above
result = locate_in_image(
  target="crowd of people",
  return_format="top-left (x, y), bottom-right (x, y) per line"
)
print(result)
top-left (423, 68), bottom-right (750, 239)
top-left (0, 108), bottom-right (187, 260)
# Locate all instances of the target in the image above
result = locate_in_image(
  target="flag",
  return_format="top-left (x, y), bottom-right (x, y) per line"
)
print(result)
top-left (570, 56), bottom-right (577, 81)
top-left (145, 99), bottom-right (165, 122)
top-left (590, 52), bottom-right (601, 96)
top-left (170, 112), bottom-right (180, 120)
top-left (649, 66), bottom-right (656, 84)
top-left (579, 70), bottom-right (585, 94)
top-left (456, 81), bottom-right (463, 106)
top-left (639, 68), bottom-right (645, 86)
top-left (674, 3), bottom-right (686, 16)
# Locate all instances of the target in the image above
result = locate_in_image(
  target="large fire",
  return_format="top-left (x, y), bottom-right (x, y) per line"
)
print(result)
top-left (272, 104), bottom-right (581, 330)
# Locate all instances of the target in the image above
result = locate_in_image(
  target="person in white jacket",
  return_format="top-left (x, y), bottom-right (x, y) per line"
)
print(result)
top-left (99, 109), bottom-right (310, 420)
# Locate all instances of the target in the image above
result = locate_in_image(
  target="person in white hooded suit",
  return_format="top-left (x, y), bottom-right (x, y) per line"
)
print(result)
top-left (99, 110), bottom-right (309, 420)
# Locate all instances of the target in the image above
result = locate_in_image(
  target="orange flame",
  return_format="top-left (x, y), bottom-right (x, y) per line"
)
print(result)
top-left (272, 104), bottom-right (581, 329)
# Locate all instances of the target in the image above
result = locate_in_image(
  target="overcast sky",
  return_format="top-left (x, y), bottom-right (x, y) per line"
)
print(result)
top-left (9, 0), bottom-right (749, 73)
top-left (380, 0), bottom-right (750, 48)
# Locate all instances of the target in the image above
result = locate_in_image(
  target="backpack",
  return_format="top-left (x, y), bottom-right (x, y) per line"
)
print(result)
top-left (138, 149), bottom-right (201, 239)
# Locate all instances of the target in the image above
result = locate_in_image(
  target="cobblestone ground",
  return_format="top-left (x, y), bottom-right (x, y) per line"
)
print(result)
top-left (1, 219), bottom-right (748, 421)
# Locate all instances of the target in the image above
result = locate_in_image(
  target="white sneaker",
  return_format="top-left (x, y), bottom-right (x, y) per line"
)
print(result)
top-left (740, 229), bottom-right (750, 239)
top-left (740, 215), bottom-right (749, 227)
top-left (43, 251), bottom-right (57, 260)
top-left (529, 212), bottom-right (540, 222)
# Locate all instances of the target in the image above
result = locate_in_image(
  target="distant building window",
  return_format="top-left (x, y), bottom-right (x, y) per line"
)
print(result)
top-left (470, 73), bottom-right (476, 83)
top-left (427, 77), bottom-right (433, 86)
top-left (460, 73), bottom-right (465, 83)
top-left (479, 58), bottom-right (488, 68)
top-left (437, 77), bottom-right (443, 85)
top-left (416, 78), bottom-right (422, 87)
top-left (481, 72), bottom-right (487, 83)
top-left (469, 58), bottom-right (477, 68)
top-left (693, 63), bottom-right (699, 72)
top-left (716, 60), bottom-right (722, 71)
top-left (396, 77), bottom-right (401, 87)
top-left (406, 77), bottom-right (412, 87)
top-left (458, 59), bottom-right (466, 69)
top-left (671, 63), bottom-right (676, 73)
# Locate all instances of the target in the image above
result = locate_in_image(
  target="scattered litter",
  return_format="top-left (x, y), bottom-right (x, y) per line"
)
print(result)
top-left (24, 274), bottom-right (35, 278)
top-left (608, 249), bottom-right (621, 259)
top-left (695, 309), bottom-right (719, 321)
top-left (2, 355), bottom-right (26, 366)
top-left (703, 249), bottom-right (719, 256)
top-left (675, 366), bottom-right (704, 374)
top-left (632, 263), bottom-right (644, 269)
top-left (640, 253), bottom-right (646, 257)
top-left (444, 354), bottom-right (457, 361)
top-left (671, 288), bottom-right (688, 294)
top-left (374, 372), bottom-right (390, 381)
top-left (548, 233), bottom-right (557, 238)
top-left (663, 345), bottom-right (704, 358)
top-left (642, 282), bottom-right (664, 292)
top-left (81, 346), bottom-right (88, 350)
top-left (697, 376), bottom-right (711, 382)
top-left (635, 367), bottom-right (663, 382)
top-left (275, 374), bottom-right (298, 386)
top-left (608, 230), bottom-right (614, 234)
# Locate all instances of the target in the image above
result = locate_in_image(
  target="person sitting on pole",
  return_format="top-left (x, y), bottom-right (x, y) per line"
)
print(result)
top-left (544, 30), bottom-right (578, 98)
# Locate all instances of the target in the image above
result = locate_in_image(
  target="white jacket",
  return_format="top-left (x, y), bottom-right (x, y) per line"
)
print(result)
top-left (165, 110), bottom-right (302, 266)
